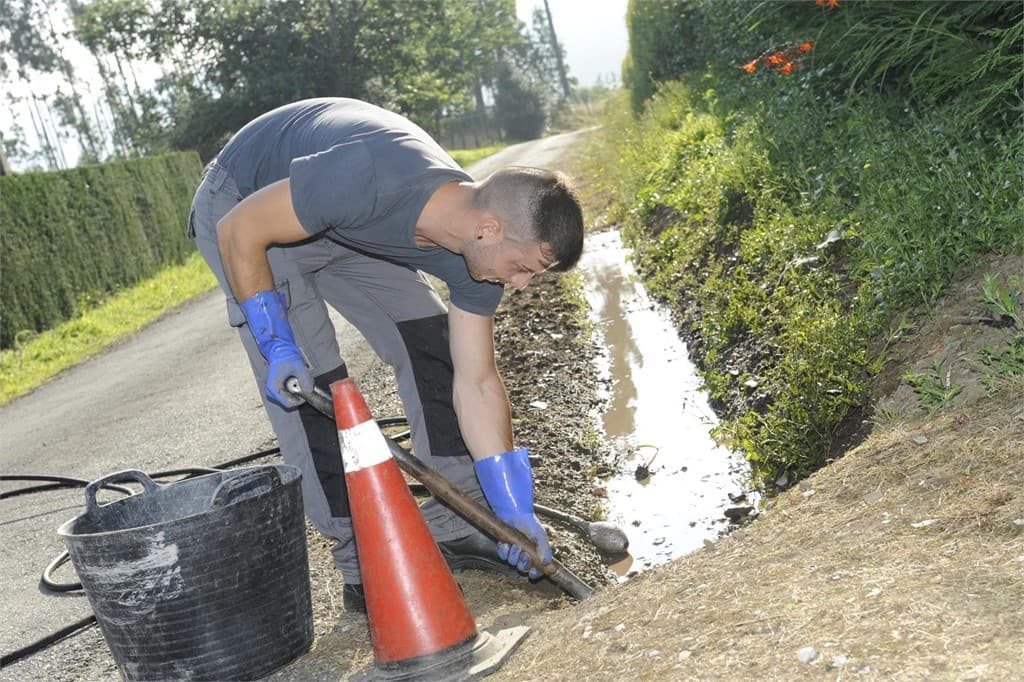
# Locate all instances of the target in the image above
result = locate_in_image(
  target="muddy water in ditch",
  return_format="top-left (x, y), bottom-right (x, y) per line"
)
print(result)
top-left (579, 230), bottom-right (755, 580)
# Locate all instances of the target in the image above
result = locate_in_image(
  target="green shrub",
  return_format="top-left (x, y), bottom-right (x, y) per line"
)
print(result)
top-left (589, 69), bottom-right (1021, 481)
top-left (0, 151), bottom-right (202, 349)
top-left (626, 1), bottom-right (1022, 132)
top-left (624, 0), bottom-right (707, 114)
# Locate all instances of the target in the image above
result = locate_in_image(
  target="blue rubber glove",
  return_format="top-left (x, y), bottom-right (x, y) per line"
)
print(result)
top-left (474, 447), bottom-right (552, 580)
top-left (239, 290), bottom-right (312, 408)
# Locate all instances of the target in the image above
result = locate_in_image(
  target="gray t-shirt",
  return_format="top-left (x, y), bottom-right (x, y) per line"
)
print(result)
top-left (216, 97), bottom-right (504, 316)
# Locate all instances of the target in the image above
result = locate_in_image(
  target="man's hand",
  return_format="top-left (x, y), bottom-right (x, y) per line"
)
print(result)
top-left (240, 290), bottom-right (313, 407)
top-left (474, 447), bottom-right (553, 579)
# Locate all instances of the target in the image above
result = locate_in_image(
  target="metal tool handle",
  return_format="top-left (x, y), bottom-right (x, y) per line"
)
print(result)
top-left (287, 377), bottom-right (595, 601)
top-left (384, 437), bottom-right (594, 601)
top-left (84, 469), bottom-right (160, 514)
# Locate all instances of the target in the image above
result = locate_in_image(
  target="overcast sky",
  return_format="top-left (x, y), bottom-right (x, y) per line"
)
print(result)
top-left (516, 0), bottom-right (630, 87)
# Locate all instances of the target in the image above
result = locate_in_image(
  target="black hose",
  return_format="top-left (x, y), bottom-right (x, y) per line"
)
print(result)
top-left (0, 615), bottom-right (97, 669)
top-left (42, 551), bottom-right (79, 592)
top-left (0, 475), bottom-right (134, 500)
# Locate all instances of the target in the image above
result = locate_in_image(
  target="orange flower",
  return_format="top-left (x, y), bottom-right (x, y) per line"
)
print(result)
top-left (797, 40), bottom-right (815, 54)
top-left (826, 0), bottom-right (839, 7)
top-left (815, 0), bottom-right (825, 5)
top-left (780, 62), bottom-right (798, 75)
top-left (766, 52), bottom-right (786, 66)
top-left (742, 60), bottom-right (758, 73)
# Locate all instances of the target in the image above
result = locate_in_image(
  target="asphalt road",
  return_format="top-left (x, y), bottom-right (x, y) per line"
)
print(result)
top-left (0, 129), bottom-right (588, 679)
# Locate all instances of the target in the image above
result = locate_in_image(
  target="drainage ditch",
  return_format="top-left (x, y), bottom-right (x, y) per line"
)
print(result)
top-left (578, 230), bottom-right (757, 580)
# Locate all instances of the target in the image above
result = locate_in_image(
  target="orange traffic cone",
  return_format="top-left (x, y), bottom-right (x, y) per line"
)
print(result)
top-left (330, 378), bottom-right (529, 680)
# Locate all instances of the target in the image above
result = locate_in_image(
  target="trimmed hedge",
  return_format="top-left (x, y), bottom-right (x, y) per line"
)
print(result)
top-left (623, 0), bottom-right (698, 114)
top-left (0, 151), bottom-right (203, 349)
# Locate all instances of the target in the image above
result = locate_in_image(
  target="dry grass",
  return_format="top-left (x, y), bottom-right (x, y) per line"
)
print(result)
top-left (494, 380), bottom-right (1023, 681)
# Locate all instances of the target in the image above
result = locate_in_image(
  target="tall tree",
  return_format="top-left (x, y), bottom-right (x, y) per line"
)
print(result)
top-left (1, 0), bottom-right (103, 167)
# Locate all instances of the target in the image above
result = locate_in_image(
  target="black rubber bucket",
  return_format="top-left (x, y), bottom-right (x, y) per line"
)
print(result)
top-left (57, 465), bottom-right (313, 681)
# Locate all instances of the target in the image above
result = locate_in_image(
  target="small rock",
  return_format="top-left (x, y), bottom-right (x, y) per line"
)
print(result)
top-left (743, 378), bottom-right (759, 389)
top-left (1013, 519), bottom-right (1023, 527)
top-left (614, 623), bottom-right (625, 633)
top-left (911, 519), bottom-right (938, 528)
top-left (724, 506), bottom-right (754, 522)
top-left (866, 587), bottom-right (882, 597)
top-left (912, 435), bottom-right (929, 445)
top-left (797, 646), bottom-right (819, 664)
top-left (703, 539), bottom-right (715, 550)
top-left (528, 400), bottom-right (548, 409)
top-left (798, 480), bottom-right (812, 491)
top-left (677, 650), bottom-right (692, 661)
top-left (959, 664), bottom-right (988, 681)
top-left (776, 473), bottom-right (789, 488)
top-left (830, 654), bottom-right (849, 669)
top-left (802, 489), bottom-right (816, 498)
top-left (863, 490), bottom-right (884, 504)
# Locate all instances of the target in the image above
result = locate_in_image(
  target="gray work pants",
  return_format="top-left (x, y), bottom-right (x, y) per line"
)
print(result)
top-left (189, 162), bottom-right (487, 584)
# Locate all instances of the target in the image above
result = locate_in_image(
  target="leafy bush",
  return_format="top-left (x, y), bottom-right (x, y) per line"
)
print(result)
top-left (0, 151), bottom-right (202, 349)
top-left (623, 0), bottom-right (709, 113)
top-left (626, 1), bottom-right (1023, 128)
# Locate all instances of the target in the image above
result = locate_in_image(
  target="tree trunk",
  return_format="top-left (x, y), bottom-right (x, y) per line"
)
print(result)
top-left (0, 146), bottom-right (12, 175)
top-left (542, 0), bottom-right (571, 99)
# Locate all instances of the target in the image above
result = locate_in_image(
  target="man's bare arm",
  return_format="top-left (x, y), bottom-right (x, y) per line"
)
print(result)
top-left (448, 302), bottom-right (514, 460)
top-left (216, 178), bottom-right (312, 300)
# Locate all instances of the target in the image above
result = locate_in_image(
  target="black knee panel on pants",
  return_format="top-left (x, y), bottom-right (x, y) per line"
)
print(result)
top-left (396, 314), bottom-right (472, 459)
top-left (299, 363), bottom-right (351, 518)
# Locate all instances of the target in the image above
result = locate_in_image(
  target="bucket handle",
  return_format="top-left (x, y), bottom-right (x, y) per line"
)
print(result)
top-left (210, 467), bottom-right (282, 509)
top-left (84, 469), bottom-right (161, 514)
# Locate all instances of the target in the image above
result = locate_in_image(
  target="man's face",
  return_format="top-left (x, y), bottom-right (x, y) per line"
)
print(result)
top-left (467, 239), bottom-right (556, 291)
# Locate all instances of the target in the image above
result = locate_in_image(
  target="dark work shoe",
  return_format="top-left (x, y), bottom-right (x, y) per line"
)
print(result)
top-left (342, 583), bottom-right (366, 614)
top-left (437, 533), bottom-right (521, 578)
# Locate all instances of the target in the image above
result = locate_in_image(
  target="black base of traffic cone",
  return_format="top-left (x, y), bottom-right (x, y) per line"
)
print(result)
top-left (353, 626), bottom-right (530, 681)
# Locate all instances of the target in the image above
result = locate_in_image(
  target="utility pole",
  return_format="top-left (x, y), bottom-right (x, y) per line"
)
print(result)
top-left (542, 0), bottom-right (571, 99)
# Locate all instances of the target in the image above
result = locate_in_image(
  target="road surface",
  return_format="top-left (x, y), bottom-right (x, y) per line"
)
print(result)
top-left (0, 129), bottom-right (588, 678)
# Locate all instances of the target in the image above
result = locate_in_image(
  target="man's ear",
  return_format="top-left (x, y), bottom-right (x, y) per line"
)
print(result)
top-left (474, 215), bottom-right (503, 244)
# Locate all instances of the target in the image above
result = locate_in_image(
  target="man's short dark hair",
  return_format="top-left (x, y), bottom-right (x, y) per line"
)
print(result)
top-left (474, 166), bottom-right (584, 271)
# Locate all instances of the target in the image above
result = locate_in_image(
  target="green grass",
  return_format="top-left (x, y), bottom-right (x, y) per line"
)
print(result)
top-left (0, 252), bottom-right (217, 405)
top-left (581, 69), bottom-right (1022, 482)
top-left (448, 144), bottom-right (507, 168)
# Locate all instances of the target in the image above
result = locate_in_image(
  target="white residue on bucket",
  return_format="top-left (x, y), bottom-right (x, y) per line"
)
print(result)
top-left (81, 531), bottom-right (184, 624)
